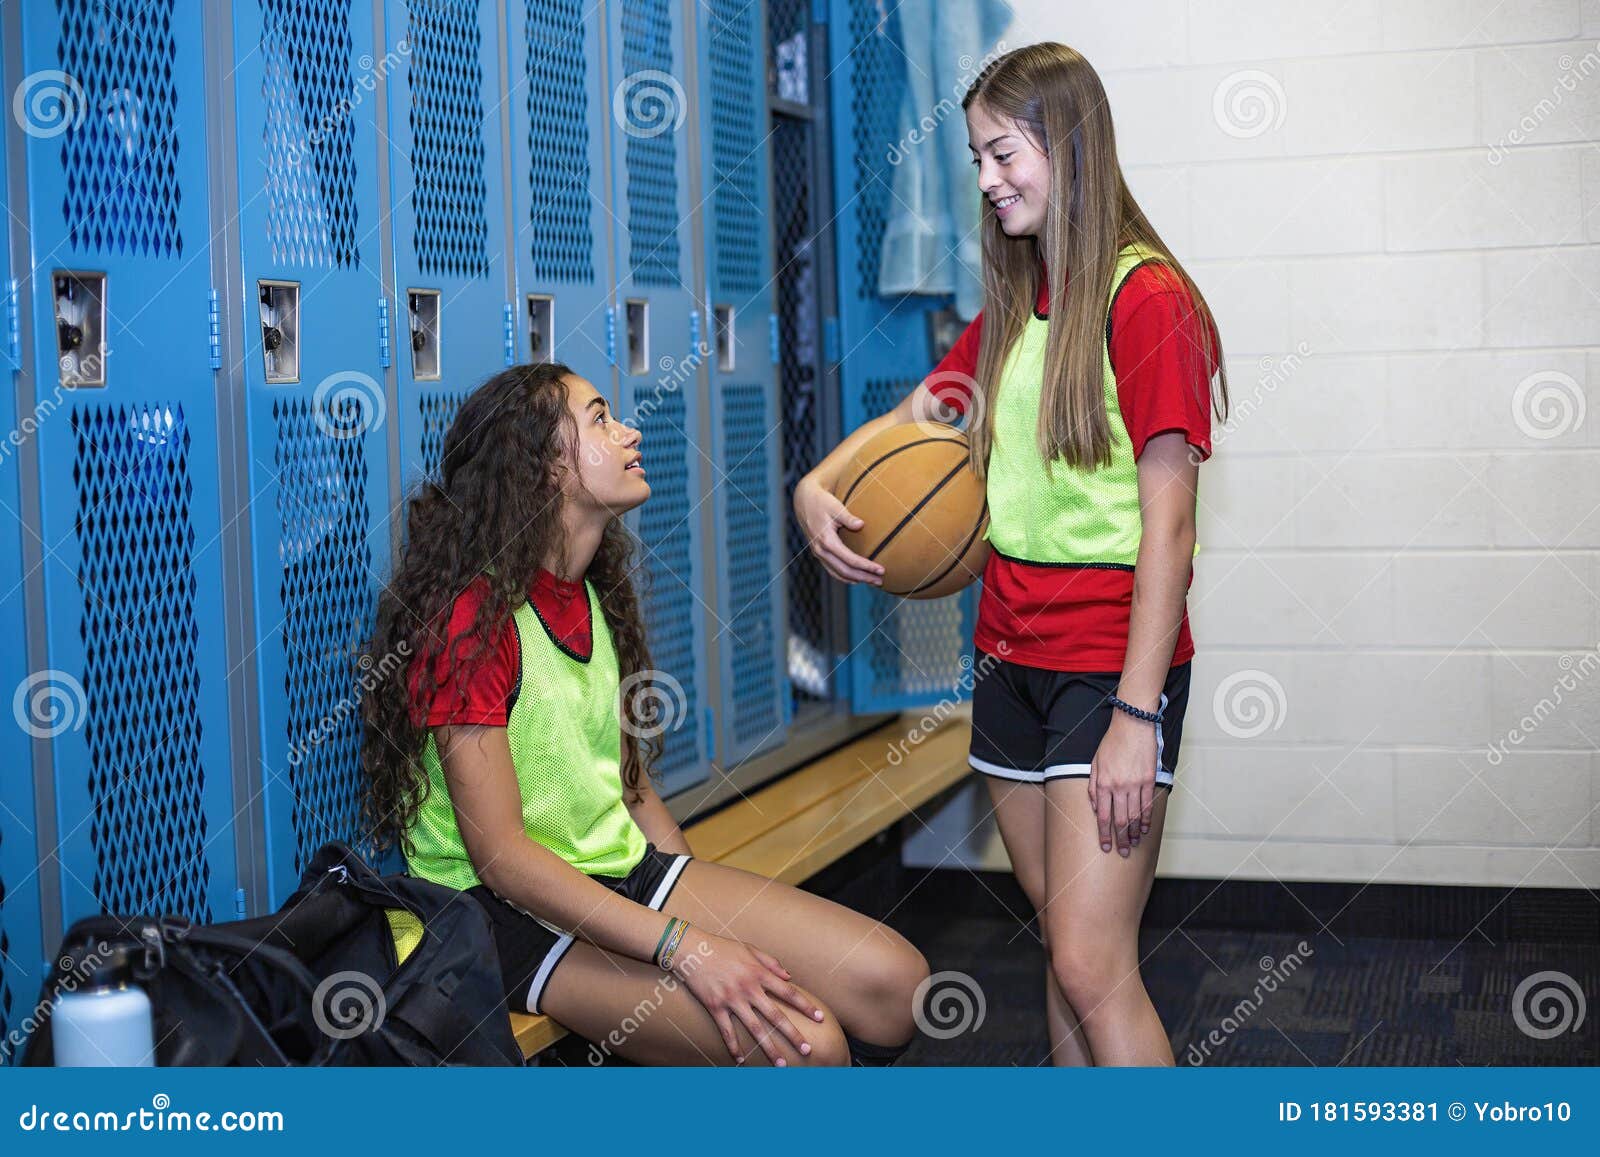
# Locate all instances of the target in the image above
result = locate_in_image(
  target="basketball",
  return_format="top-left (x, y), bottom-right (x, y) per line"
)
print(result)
top-left (833, 423), bottom-right (990, 599)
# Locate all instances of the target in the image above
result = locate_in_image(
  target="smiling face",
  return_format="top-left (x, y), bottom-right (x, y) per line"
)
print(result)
top-left (562, 373), bottom-right (649, 516)
top-left (966, 100), bottom-right (1052, 239)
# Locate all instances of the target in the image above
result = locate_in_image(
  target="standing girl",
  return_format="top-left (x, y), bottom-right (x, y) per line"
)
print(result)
top-left (362, 362), bottom-right (928, 1066)
top-left (796, 42), bottom-right (1228, 1066)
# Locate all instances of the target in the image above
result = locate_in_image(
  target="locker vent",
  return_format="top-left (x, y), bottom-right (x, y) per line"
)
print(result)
top-left (72, 404), bottom-right (210, 919)
top-left (633, 385), bottom-right (699, 779)
top-left (722, 384), bottom-right (781, 744)
top-left (261, 0), bottom-right (362, 269)
top-left (860, 378), bottom-right (972, 698)
top-left (618, 0), bottom-right (680, 287)
top-left (844, 0), bottom-right (904, 299)
top-left (406, 0), bottom-right (491, 278)
top-left (272, 397), bottom-right (377, 874)
top-left (56, 0), bottom-right (184, 257)
top-left (418, 389), bottom-right (466, 481)
top-left (706, 0), bottom-right (761, 296)
top-left (525, 0), bottom-right (595, 283)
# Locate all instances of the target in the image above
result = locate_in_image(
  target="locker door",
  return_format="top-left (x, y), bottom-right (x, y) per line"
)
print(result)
top-left (504, 0), bottom-right (614, 389)
top-left (0, 81), bottom-right (44, 1060)
top-left (695, 0), bottom-right (789, 765)
top-left (383, 0), bottom-right (510, 491)
top-left (227, 0), bottom-right (394, 907)
top-left (608, 0), bottom-right (710, 793)
top-left (827, 0), bottom-right (976, 712)
top-left (14, 0), bottom-right (239, 929)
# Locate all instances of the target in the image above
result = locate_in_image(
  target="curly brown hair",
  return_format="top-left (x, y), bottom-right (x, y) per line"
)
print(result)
top-left (359, 362), bottom-right (659, 855)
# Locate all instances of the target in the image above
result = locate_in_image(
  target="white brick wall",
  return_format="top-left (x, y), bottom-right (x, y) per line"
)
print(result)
top-left (904, 1), bottom-right (1600, 887)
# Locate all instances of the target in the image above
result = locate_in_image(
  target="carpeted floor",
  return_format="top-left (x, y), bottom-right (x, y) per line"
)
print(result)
top-left (881, 869), bottom-right (1600, 1067)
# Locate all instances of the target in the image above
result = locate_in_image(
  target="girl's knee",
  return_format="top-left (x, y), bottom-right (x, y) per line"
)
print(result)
top-left (860, 933), bottom-right (930, 1043)
top-left (1048, 937), bottom-right (1132, 1013)
top-left (790, 998), bottom-right (850, 1067)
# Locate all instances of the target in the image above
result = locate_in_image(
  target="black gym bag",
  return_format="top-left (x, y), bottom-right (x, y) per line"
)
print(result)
top-left (23, 841), bottom-right (522, 1066)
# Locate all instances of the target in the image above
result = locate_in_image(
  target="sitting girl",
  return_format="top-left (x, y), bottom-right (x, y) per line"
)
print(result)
top-left (360, 361), bottom-right (929, 1066)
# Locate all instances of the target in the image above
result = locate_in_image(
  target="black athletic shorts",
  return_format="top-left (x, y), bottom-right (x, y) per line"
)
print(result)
top-left (968, 652), bottom-right (1192, 790)
top-left (467, 843), bottom-right (692, 1015)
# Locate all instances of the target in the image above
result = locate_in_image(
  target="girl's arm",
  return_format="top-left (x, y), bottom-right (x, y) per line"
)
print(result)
top-left (435, 723), bottom-right (671, 962)
top-left (436, 722), bottom-right (826, 1063)
top-left (1091, 430), bottom-right (1198, 854)
top-left (794, 378), bottom-right (954, 584)
top-left (623, 774), bottom-right (692, 857)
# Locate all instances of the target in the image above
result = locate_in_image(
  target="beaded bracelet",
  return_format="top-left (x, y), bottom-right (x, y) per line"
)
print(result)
top-left (1107, 693), bottom-right (1164, 725)
top-left (658, 919), bottom-right (690, 972)
top-left (652, 917), bottom-right (682, 968)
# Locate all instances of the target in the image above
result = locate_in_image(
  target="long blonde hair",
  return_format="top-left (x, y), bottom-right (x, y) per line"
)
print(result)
top-left (962, 42), bottom-right (1229, 476)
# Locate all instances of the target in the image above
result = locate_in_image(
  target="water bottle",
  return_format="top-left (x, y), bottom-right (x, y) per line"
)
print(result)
top-left (52, 941), bottom-right (155, 1067)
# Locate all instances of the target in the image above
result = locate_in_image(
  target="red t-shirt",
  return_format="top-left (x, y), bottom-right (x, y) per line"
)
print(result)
top-left (931, 261), bottom-right (1217, 672)
top-left (406, 570), bottom-right (594, 727)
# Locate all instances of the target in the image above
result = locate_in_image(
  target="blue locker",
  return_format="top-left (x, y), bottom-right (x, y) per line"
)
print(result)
top-left (504, 0), bottom-right (614, 387)
top-left (0, 82), bottom-right (44, 1060)
top-left (608, 0), bottom-right (709, 793)
top-left (695, 0), bottom-right (789, 765)
top-left (384, 0), bottom-right (510, 489)
top-left (827, 0), bottom-right (976, 713)
top-left (15, 0), bottom-right (240, 929)
top-left (227, 0), bottom-right (395, 906)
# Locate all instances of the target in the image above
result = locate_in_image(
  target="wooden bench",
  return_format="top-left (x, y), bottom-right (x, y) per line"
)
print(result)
top-left (507, 713), bottom-right (973, 1059)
